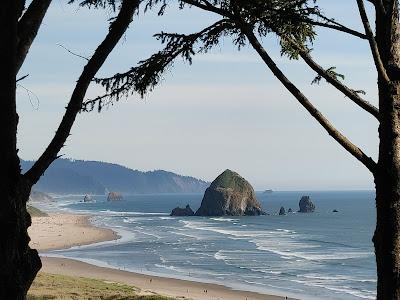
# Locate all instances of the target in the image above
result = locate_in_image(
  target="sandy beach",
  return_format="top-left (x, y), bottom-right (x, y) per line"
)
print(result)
top-left (29, 213), bottom-right (118, 251)
top-left (29, 213), bottom-right (293, 300)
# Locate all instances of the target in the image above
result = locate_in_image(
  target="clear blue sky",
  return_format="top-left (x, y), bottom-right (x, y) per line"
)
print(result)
top-left (18, 0), bottom-right (378, 190)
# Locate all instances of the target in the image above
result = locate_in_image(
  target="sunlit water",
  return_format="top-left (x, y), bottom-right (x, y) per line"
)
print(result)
top-left (40, 191), bottom-right (376, 300)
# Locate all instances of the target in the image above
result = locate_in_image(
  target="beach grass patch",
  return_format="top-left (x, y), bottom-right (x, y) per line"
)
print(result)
top-left (28, 273), bottom-right (175, 300)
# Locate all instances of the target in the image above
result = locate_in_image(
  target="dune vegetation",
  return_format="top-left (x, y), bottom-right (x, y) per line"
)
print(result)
top-left (28, 273), bottom-right (175, 300)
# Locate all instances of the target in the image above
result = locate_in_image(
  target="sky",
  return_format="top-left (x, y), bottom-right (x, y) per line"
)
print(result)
top-left (18, 0), bottom-right (378, 190)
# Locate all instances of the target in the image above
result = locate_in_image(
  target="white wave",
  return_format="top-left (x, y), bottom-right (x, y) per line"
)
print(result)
top-left (214, 250), bottom-right (227, 261)
top-left (250, 267), bottom-right (282, 275)
top-left (293, 279), bottom-right (376, 299)
top-left (210, 218), bottom-right (237, 222)
top-left (276, 228), bottom-right (296, 234)
top-left (181, 220), bottom-right (266, 238)
top-left (98, 209), bottom-right (168, 216)
top-left (160, 216), bottom-right (174, 220)
top-left (123, 217), bottom-right (139, 223)
top-left (298, 273), bottom-right (377, 284)
top-left (255, 242), bottom-right (371, 261)
top-left (173, 231), bottom-right (203, 240)
top-left (154, 264), bottom-right (184, 273)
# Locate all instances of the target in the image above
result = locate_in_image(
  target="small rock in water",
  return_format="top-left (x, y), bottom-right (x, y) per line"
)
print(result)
top-left (333, 209), bottom-right (339, 213)
top-left (288, 208), bottom-right (293, 213)
top-left (83, 194), bottom-right (92, 202)
top-left (298, 196), bottom-right (315, 213)
top-left (107, 192), bottom-right (123, 201)
top-left (279, 206), bottom-right (286, 215)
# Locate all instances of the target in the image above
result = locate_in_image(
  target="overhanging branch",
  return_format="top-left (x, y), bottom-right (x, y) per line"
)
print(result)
top-left (240, 23), bottom-right (377, 174)
top-left (287, 39), bottom-right (380, 120)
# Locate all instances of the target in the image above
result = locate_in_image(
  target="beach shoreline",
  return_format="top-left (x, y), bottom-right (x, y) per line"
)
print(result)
top-left (29, 212), bottom-right (294, 300)
top-left (29, 213), bottom-right (119, 251)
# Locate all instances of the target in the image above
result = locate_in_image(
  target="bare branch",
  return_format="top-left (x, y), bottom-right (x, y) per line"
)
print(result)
top-left (16, 74), bottom-right (29, 83)
top-left (356, 0), bottom-right (389, 82)
top-left (57, 44), bottom-right (89, 61)
top-left (307, 20), bottom-right (367, 40)
top-left (17, 0), bottom-right (52, 73)
top-left (239, 23), bottom-right (377, 173)
top-left (24, 0), bottom-right (140, 184)
top-left (182, 0), bottom-right (233, 18)
top-left (287, 39), bottom-right (380, 119)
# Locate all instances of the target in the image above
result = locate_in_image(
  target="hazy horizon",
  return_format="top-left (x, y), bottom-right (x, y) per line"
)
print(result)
top-left (19, 0), bottom-right (377, 190)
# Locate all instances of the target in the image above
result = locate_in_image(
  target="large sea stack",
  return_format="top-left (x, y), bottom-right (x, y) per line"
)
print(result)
top-left (195, 169), bottom-right (265, 216)
top-left (298, 196), bottom-right (315, 213)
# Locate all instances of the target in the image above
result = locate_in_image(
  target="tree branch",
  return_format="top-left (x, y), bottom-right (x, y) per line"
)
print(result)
top-left (308, 20), bottom-right (367, 39)
top-left (182, 0), bottom-right (233, 18)
top-left (24, 0), bottom-right (139, 184)
top-left (356, 0), bottom-right (389, 82)
top-left (240, 23), bottom-right (377, 173)
top-left (17, 0), bottom-right (52, 73)
top-left (287, 39), bottom-right (380, 119)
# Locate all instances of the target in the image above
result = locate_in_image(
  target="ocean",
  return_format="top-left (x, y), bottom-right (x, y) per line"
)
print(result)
top-left (40, 191), bottom-right (376, 300)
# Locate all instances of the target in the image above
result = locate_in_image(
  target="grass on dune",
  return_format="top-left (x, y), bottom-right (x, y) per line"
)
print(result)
top-left (28, 273), bottom-right (177, 300)
top-left (27, 205), bottom-right (48, 217)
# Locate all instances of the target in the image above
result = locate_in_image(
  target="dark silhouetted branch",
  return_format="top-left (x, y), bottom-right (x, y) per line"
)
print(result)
top-left (240, 23), bottom-right (377, 173)
top-left (356, 0), bottom-right (389, 82)
top-left (287, 39), bottom-right (379, 119)
top-left (17, 0), bottom-right (52, 72)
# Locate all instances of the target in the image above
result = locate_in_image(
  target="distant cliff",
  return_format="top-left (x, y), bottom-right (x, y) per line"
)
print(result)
top-left (21, 159), bottom-right (209, 195)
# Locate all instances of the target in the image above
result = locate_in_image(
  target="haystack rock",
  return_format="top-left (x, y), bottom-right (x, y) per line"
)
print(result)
top-left (107, 192), bottom-right (123, 201)
top-left (195, 169), bottom-right (265, 216)
top-left (279, 206), bottom-right (286, 215)
top-left (170, 204), bottom-right (195, 216)
top-left (298, 196), bottom-right (315, 213)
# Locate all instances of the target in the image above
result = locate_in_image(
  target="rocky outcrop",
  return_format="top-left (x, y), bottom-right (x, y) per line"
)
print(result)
top-left (170, 205), bottom-right (195, 216)
top-left (107, 192), bottom-right (123, 201)
top-left (288, 208), bottom-right (293, 213)
top-left (195, 169), bottom-right (265, 216)
top-left (279, 206), bottom-right (286, 215)
top-left (83, 194), bottom-right (93, 202)
top-left (298, 196), bottom-right (315, 213)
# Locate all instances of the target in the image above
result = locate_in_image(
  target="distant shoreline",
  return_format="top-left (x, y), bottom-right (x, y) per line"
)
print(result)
top-left (30, 212), bottom-right (295, 300)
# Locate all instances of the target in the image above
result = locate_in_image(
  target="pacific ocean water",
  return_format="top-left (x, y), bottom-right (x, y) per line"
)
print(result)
top-left (41, 191), bottom-right (376, 300)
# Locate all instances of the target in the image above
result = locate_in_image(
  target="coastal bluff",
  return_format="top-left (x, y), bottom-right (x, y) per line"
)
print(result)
top-left (195, 169), bottom-right (265, 216)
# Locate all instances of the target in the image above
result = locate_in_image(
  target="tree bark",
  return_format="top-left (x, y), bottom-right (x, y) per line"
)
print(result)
top-left (374, 2), bottom-right (400, 298)
top-left (0, 1), bottom-right (41, 299)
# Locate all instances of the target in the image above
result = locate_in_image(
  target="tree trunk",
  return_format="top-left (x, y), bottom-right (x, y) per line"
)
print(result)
top-left (0, 177), bottom-right (42, 299)
top-left (0, 1), bottom-right (41, 299)
top-left (374, 2), bottom-right (400, 299)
